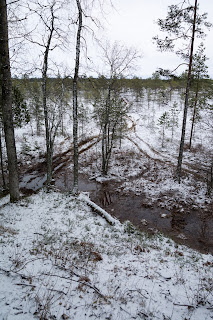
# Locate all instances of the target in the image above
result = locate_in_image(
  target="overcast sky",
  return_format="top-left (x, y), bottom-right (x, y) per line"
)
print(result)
top-left (99, 0), bottom-right (213, 78)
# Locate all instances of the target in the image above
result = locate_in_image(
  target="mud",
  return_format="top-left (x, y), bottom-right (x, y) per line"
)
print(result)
top-left (14, 146), bottom-right (213, 256)
top-left (53, 169), bottom-right (213, 255)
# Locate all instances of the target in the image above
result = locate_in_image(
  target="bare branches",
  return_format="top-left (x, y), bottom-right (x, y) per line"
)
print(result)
top-left (99, 41), bottom-right (141, 79)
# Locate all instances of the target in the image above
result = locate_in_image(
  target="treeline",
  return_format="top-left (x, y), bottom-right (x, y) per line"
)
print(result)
top-left (12, 76), bottom-right (213, 94)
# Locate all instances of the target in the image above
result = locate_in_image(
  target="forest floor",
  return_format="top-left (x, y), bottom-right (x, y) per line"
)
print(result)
top-left (16, 114), bottom-right (213, 255)
top-left (0, 191), bottom-right (213, 320)
top-left (0, 90), bottom-right (213, 319)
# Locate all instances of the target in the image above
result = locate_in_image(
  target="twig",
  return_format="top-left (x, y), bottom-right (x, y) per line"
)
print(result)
top-left (15, 283), bottom-right (35, 288)
top-left (125, 289), bottom-right (149, 299)
top-left (120, 307), bottom-right (135, 317)
top-left (11, 257), bottom-right (49, 273)
top-left (173, 303), bottom-right (194, 308)
top-left (41, 272), bottom-right (106, 300)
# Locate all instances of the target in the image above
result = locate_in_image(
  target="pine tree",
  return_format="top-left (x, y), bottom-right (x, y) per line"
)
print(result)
top-left (169, 102), bottom-right (179, 142)
top-left (154, 0), bottom-right (211, 183)
top-left (188, 43), bottom-right (209, 149)
top-left (158, 111), bottom-right (170, 148)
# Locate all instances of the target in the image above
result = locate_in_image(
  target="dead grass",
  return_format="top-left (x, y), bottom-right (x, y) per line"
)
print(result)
top-left (0, 225), bottom-right (18, 236)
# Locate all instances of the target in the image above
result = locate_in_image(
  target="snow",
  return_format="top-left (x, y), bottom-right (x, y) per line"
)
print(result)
top-left (0, 191), bottom-right (212, 319)
top-left (70, 88), bottom-right (212, 211)
top-left (79, 193), bottom-right (119, 226)
top-left (1, 86), bottom-right (212, 319)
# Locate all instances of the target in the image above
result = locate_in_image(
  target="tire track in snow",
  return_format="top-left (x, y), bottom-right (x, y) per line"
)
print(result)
top-left (20, 135), bottom-right (100, 192)
top-left (125, 114), bottom-right (210, 180)
top-left (126, 133), bottom-right (208, 181)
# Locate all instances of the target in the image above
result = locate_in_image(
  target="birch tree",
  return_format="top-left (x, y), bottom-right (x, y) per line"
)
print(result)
top-left (0, 126), bottom-right (6, 190)
top-left (0, 0), bottom-right (19, 201)
top-left (94, 41), bottom-right (139, 175)
top-left (26, 0), bottom-right (70, 188)
top-left (72, 0), bottom-right (82, 195)
top-left (71, 0), bottom-right (114, 192)
top-left (41, 1), bottom-right (55, 188)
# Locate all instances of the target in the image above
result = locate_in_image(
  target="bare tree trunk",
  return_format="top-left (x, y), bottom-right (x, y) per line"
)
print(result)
top-left (0, 0), bottom-right (19, 201)
top-left (35, 103), bottom-right (41, 136)
top-left (42, 4), bottom-right (55, 188)
top-left (175, 0), bottom-right (197, 183)
top-left (101, 81), bottom-right (112, 176)
top-left (72, 0), bottom-right (82, 194)
top-left (189, 105), bottom-right (196, 149)
top-left (189, 81), bottom-right (199, 149)
top-left (0, 128), bottom-right (6, 189)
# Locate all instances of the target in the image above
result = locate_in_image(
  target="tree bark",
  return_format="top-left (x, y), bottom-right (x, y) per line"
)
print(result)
top-left (72, 0), bottom-right (82, 194)
top-left (102, 85), bottom-right (111, 175)
top-left (0, 128), bottom-right (6, 189)
top-left (0, 0), bottom-right (19, 201)
top-left (189, 81), bottom-right (199, 149)
top-left (175, 0), bottom-right (198, 183)
top-left (42, 4), bottom-right (55, 188)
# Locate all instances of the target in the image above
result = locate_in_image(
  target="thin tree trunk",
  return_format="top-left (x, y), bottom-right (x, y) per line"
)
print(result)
top-left (42, 5), bottom-right (55, 188)
top-left (189, 81), bottom-right (199, 149)
top-left (35, 103), bottom-right (41, 136)
top-left (162, 126), bottom-right (165, 148)
top-left (102, 124), bottom-right (107, 175)
top-left (72, 0), bottom-right (82, 194)
top-left (0, 0), bottom-right (19, 201)
top-left (102, 81), bottom-right (112, 176)
top-left (175, 0), bottom-right (197, 183)
top-left (0, 129), bottom-right (6, 189)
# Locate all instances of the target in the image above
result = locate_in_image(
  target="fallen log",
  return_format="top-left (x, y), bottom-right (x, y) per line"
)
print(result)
top-left (79, 193), bottom-right (119, 226)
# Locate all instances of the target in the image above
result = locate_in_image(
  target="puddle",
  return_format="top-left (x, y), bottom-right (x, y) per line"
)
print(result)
top-left (20, 167), bottom-right (213, 255)
top-left (54, 171), bottom-right (213, 254)
top-left (97, 188), bottom-right (212, 253)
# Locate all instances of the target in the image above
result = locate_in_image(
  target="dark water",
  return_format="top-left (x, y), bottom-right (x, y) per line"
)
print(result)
top-left (20, 167), bottom-right (213, 255)
top-left (54, 170), bottom-right (213, 255)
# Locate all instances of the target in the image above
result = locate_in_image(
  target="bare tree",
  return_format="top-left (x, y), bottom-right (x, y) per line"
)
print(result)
top-left (0, 0), bottom-right (19, 201)
top-left (94, 41), bottom-right (139, 175)
top-left (72, 0), bottom-right (83, 195)
top-left (71, 0), bottom-right (112, 192)
top-left (25, 0), bottom-right (70, 188)
top-left (41, 1), bottom-right (56, 188)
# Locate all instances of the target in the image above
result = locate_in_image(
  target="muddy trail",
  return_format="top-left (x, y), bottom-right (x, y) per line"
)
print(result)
top-left (126, 133), bottom-right (212, 182)
top-left (19, 135), bottom-right (100, 193)
top-left (16, 133), bottom-right (213, 255)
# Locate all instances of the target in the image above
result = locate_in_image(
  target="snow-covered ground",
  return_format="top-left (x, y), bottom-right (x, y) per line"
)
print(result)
top-left (0, 87), bottom-right (213, 319)
top-left (0, 191), bottom-right (212, 320)
top-left (75, 88), bottom-right (213, 210)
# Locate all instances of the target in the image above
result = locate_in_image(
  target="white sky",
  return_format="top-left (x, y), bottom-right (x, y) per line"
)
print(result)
top-left (10, 0), bottom-right (213, 79)
top-left (99, 0), bottom-right (213, 78)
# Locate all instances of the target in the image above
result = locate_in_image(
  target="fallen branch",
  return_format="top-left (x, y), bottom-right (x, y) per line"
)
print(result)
top-left (79, 193), bottom-right (119, 226)
top-left (173, 303), bottom-right (195, 308)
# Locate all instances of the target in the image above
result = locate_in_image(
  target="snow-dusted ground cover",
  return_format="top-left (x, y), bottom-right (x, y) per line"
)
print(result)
top-left (77, 88), bottom-right (212, 210)
top-left (0, 87), bottom-right (209, 215)
top-left (0, 87), bottom-right (212, 319)
top-left (0, 191), bottom-right (213, 320)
